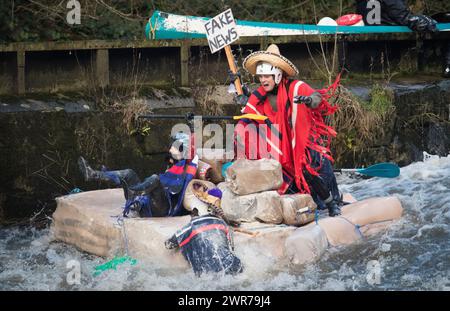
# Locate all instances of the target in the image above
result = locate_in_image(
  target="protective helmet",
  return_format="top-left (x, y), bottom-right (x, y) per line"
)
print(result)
top-left (256, 62), bottom-right (283, 84)
top-left (170, 132), bottom-right (191, 160)
top-left (318, 17), bottom-right (338, 26)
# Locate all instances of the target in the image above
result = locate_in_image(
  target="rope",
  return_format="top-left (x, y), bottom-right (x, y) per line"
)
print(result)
top-left (68, 188), bottom-right (82, 194)
top-left (338, 216), bottom-right (364, 239)
top-left (116, 216), bottom-right (130, 256)
top-left (110, 214), bottom-right (130, 255)
top-left (148, 14), bottom-right (159, 39)
top-left (93, 215), bottom-right (137, 277)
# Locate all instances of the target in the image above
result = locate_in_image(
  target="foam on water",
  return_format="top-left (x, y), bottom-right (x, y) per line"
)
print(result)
top-left (1, 153), bottom-right (449, 290)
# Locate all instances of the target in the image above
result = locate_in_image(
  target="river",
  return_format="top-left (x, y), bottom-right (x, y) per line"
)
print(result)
top-left (1, 152), bottom-right (449, 290)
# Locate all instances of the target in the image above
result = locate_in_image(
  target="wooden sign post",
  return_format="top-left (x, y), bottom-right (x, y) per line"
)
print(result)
top-left (204, 9), bottom-right (243, 95)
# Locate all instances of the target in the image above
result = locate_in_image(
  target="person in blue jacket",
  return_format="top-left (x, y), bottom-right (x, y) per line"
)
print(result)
top-left (78, 132), bottom-right (197, 218)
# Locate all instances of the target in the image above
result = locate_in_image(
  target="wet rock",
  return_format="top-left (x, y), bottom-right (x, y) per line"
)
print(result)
top-left (426, 122), bottom-right (450, 156)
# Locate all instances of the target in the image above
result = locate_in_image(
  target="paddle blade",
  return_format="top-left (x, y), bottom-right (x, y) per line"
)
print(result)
top-left (233, 114), bottom-right (268, 121)
top-left (357, 163), bottom-right (400, 178)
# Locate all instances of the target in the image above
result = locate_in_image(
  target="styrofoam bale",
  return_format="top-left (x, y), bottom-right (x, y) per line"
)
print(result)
top-left (280, 194), bottom-right (317, 226)
top-left (234, 222), bottom-right (296, 272)
top-left (217, 182), bottom-right (256, 222)
top-left (317, 217), bottom-right (362, 246)
top-left (341, 196), bottom-right (403, 227)
top-left (342, 193), bottom-right (357, 203)
top-left (359, 220), bottom-right (396, 237)
top-left (52, 190), bottom-right (124, 257)
top-left (183, 179), bottom-right (216, 215)
top-left (254, 191), bottom-right (284, 224)
top-left (124, 216), bottom-right (190, 269)
top-left (285, 223), bottom-right (329, 265)
top-left (226, 159), bottom-right (283, 195)
top-left (217, 182), bottom-right (283, 224)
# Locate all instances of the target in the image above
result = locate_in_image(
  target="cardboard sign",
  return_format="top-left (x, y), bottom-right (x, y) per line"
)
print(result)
top-left (204, 9), bottom-right (239, 54)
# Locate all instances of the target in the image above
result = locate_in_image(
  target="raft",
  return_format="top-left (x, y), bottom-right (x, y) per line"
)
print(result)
top-left (51, 189), bottom-right (403, 271)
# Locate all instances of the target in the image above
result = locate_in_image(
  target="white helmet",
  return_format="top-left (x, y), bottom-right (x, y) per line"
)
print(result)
top-left (256, 62), bottom-right (283, 84)
top-left (318, 17), bottom-right (338, 26)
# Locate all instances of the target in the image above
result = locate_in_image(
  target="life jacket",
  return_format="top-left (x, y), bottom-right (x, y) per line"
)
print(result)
top-left (173, 215), bottom-right (243, 276)
top-left (159, 157), bottom-right (198, 216)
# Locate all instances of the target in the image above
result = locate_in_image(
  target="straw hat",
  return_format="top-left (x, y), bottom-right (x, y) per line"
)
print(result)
top-left (243, 44), bottom-right (299, 77)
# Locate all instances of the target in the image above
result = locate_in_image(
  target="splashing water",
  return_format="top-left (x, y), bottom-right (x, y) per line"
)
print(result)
top-left (1, 154), bottom-right (449, 290)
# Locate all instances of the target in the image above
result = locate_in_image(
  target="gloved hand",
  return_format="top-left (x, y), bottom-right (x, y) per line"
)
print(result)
top-left (228, 69), bottom-right (251, 97)
top-left (293, 92), bottom-right (322, 108)
top-left (242, 83), bottom-right (251, 97)
top-left (228, 69), bottom-right (241, 83)
top-left (406, 14), bottom-right (439, 34)
top-left (293, 95), bottom-right (313, 106)
top-left (234, 94), bottom-right (249, 106)
top-left (164, 235), bottom-right (178, 249)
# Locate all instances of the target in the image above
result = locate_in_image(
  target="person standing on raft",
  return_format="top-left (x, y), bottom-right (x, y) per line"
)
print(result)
top-left (234, 44), bottom-right (342, 217)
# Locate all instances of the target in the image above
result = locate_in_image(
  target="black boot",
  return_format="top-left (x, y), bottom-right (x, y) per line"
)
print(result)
top-left (326, 200), bottom-right (341, 217)
top-left (119, 177), bottom-right (147, 217)
top-left (120, 177), bottom-right (143, 201)
top-left (78, 156), bottom-right (104, 182)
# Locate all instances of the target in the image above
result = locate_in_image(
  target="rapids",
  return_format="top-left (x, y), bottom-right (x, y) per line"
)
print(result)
top-left (1, 153), bottom-right (449, 290)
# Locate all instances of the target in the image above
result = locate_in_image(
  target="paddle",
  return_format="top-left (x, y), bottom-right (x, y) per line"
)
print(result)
top-left (138, 113), bottom-right (267, 122)
top-left (334, 162), bottom-right (400, 178)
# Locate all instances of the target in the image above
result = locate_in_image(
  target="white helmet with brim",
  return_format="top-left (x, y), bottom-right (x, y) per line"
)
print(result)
top-left (256, 62), bottom-right (283, 84)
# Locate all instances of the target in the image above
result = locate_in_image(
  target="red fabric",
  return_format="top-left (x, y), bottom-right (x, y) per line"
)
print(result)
top-left (236, 75), bottom-right (340, 194)
top-left (179, 224), bottom-right (228, 247)
top-left (336, 14), bottom-right (363, 26)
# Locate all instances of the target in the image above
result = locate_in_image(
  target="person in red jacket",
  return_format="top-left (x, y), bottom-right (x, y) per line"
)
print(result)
top-left (234, 44), bottom-right (342, 216)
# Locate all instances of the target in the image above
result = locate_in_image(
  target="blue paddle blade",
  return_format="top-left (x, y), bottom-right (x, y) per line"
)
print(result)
top-left (357, 163), bottom-right (400, 178)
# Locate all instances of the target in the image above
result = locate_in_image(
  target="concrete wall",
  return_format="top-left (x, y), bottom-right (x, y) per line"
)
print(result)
top-left (0, 52), bottom-right (16, 94)
top-left (1, 34), bottom-right (448, 95)
top-left (26, 50), bottom-right (92, 92)
top-left (109, 47), bottom-right (180, 86)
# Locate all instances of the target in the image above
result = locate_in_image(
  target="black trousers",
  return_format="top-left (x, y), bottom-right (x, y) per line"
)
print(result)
top-left (104, 169), bottom-right (170, 217)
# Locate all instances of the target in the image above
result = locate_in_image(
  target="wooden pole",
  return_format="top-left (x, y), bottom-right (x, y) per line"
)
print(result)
top-left (17, 51), bottom-right (25, 95)
top-left (180, 42), bottom-right (190, 86)
top-left (95, 49), bottom-right (109, 88)
top-left (224, 45), bottom-right (243, 95)
top-left (233, 227), bottom-right (259, 237)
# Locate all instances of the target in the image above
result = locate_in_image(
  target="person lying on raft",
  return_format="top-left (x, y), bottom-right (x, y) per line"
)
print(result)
top-left (165, 203), bottom-right (243, 276)
top-left (78, 133), bottom-right (197, 218)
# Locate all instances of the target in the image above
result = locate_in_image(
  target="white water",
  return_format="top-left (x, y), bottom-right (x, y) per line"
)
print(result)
top-left (1, 153), bottom-right (449, 290)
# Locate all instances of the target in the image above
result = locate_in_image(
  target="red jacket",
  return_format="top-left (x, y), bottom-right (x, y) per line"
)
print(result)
top-left (235, 77), bottom-right (339, 194)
